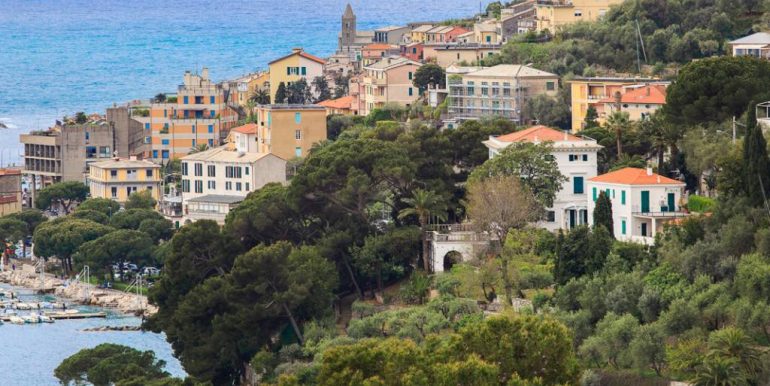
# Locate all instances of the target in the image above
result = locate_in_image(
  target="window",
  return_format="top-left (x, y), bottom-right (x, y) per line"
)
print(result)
top-left (181, 162), bottom-right (188, 176)
top-left (236, 182), bottom-right (242, 191)
top-left (295, 147), bottom-right (302, 157)
top-left (574, 9), bottom-right (582, 17)
top-left (592, 187), bottom-right (597, 201)
top-left (152, 150), bottom-right (158, 158)
top-left (145, 123), bottom-right (150, 130)
top-left (162, 139), bottom-right (169, 145)
top-left (194, 180), bottom-right (203, 193)
top-left (225, 181), bottom-right (232, 190)
top-left (208, 139), bottom-right (214, 147)
top-left (111, 187), bottom-right (117, 198)
top-left (183, 96), bottom-right (189, 104)
top-left (301, 66), bottom-right (307, 75)
top-left (621, 190), bottom-right (626, 205)
top-left (546, 211), bottom-right (556, 222)
top-left (182, 180), bottom-right (190, 193)
top-left (208, 124), bottom-right (214, 133)
top-left (85, 132), bottom-right (90, 140)
top-left (621, 219), bottom-right (627, 235)
top-left (210, 96), bottom-right (215, 104)
top-left (192, 139), bottom-right (196, 147)
top-left (225, 166), bottom-right (242, 178)
top-left (192, 125), bottom-right (196, 133)
top-left (546, 82), bottom-right (555, 91)
top-left (208, 180), bottom-right (216, 190)
top-left (408, 87), bottom-right (413, 96)
top-left (573, 176), bottom-right (584, 194)
top-left (569, 154), bottom-right (575, 161)
top-left (486, 35), bottom-right (491, 42)
top-left (408, 71), bottom-right (413, 80)
top-left (582, 154), bottom-right (588, 161)
top-left (210, 110), bottom-right (216, 117)
top-left (146, 169), bottom-right (154, 178)
top-left (295, 112), bottom-right (301, 123)
top-left (207, 165), bottom-right (216, 177)
top-left (110, 170), bottom-right (118, 178)
top-left (164, 110), bottom-right (167, 117)
top-left (245, 167), bottom-right (249, 175)
top-left (245, 183), bottom-right (250, 191)
top-left (194, 163), bottom-right (203, 176)
top-left (295, 129), bottom-right (302, 140)
top-left (162, 150), bottom-right (169, 159)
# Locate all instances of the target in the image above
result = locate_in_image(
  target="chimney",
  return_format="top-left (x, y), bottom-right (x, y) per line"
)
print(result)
top-left (202, 67), bottom-right (209, 80)
top-left (646, 167), bottom-right (653, 176)
top-left (563, 130), bottom-right (568, 141)
top-left (292, 47), bottom-right (303, 54)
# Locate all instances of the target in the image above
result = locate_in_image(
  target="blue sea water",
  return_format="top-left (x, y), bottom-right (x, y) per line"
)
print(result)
top-left (0, 0), bottom-right (487, 164)
top-left (0, 284), bottom-right (185, 385)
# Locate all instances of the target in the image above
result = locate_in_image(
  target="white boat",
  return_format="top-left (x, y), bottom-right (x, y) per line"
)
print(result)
top-left (14, 303), bottom-right (31, 310)
top-left (38, 314), bottom-right (54, 323)
top-left (21, 314), bottom-right (40, 323)
top-left (8, 315), bottom-right (24, 325)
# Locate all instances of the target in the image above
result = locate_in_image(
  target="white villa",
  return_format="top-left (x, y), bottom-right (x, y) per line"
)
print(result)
top-left (483, 125), bottom-right (602, 231)
top-left (586, 167), bottom-right (687, 245)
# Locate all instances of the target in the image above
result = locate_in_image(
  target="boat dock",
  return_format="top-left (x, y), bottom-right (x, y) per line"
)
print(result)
top-left (0, 312), bottom-right (107, 322)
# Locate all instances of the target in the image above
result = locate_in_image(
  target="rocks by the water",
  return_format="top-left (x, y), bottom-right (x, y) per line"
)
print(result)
top-left (0, 264), bottom-right (156, 315)
top-left (82, 325), bottom-right (142, 332)
top-left (0, 122), bottom-right (7, 129)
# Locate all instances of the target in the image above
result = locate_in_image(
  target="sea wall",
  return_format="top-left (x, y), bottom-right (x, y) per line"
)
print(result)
top-left (0, 264), bottom-right (156, 315)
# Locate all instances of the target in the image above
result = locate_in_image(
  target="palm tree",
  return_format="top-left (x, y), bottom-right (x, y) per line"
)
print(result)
top-left (606, 111), bottom-right (630, 158)
top-left (190, 144), bottom-right (209, 154)
top-left (398, 189), bottom-right (448, 272)
top-left (692, 356), bottom-right (748, 386)
top-left (707, 328), bottom-right (763, 379)
top-left (250, 88), bottom-right (270, 105)
top-left (245, 99), bottom-right (256, 122)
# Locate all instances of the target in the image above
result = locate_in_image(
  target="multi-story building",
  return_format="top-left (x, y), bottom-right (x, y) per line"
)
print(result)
top-left (361, 44), bottom-right (401, 67)
top-left (373, 26), bottom-right (410, 45)
top-left (446, 64), bottom-right (558, 122)
top-left (401, 42), bottom-right (424, 62)
top-left (596, 84), bottom-right (668, 122)
top-left (500, 0), bottom-right (537, 37)
top-left (484, 125), bottom-right (602, 231)
top-left (87, 157), bottom-right (161, 204)
top-left (180, 123), bottom-right (287, 224)
top-left (268, 48), bottom-right (326, 103)
top-left (410, 25), bottom-right (434, 43)
top-left (337, 4), bottom-right (375, 61)
top-left (133, 68), bottom-right (240, 161)
top-left (0, 169), bottom-right (22, 216)
top-left (568, 77), bottom-right (667, 131)
top-left (21, 107), bottom-right (145, 202)
top-left (473, 21), bottom-right (502, 44)
top-left (360, 56), bottom-right (423, 116)
top-left (427, 44), bottom-right (502, 67)
top-left (535, 0), bottom-right (622, 32)
top-left (222, 71), bottom-right (269, 108)
top-left (318, 96), bottom-right (356, 116)
top-left (425, 26), bottom-right (469, 44)
top-left (587, 167), bottom-right (687, 245)
top-left (253, 105), bottom-right (328, 159)
top-left (729, 32), bottom-right (770, 58)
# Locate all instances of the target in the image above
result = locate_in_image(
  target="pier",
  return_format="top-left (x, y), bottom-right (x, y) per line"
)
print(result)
top-left (0, 311), bottom-right (107, 322)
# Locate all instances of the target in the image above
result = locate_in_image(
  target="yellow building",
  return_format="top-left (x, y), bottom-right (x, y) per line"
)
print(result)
top-left (268, 48), bottom-right (326, 103)
top-left (568, 77), bottom-right (665, 131)
top-left (224, 71), bottom-right (270, 108)
top-left (88, 158), bottom-right (161, 204)
top-left (253, 105), bottom-right (327, 159)
top-left (535, 0), bottom-right (622, 32)
top-left (473, 21), bottom-right (501, 44)
top-left (410, 25), bottom-right (433, 43)
top-left (0, 169), bottom-right (22, 216)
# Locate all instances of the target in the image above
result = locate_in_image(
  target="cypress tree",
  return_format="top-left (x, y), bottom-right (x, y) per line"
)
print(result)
top-left (743, 100), bottom-right (770, 206)
top-left (593, 191), bottom-right (614, 238)
top-left (275, 82), bottom-right (287, 104)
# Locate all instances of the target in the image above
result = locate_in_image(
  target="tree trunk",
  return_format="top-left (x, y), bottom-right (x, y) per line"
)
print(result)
top-left (282, 302), bottom-right (305, 346)
top-left (500, 257), bottom-right (513, 306)
top-left (422, 237), bottom-right (430, 272)
top-left (657, 145), bottom-right (665, 170)
top-left (343, 257), bottom-right (363, 299)
top-left (616, 128), bottom-right (622, 158)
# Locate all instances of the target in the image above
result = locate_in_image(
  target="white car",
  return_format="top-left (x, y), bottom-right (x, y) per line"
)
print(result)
top-left (142, 267), bottom-right (160, 276)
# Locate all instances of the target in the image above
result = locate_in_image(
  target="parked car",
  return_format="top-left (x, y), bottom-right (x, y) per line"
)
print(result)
top-left (122, 263), bottom-right (139, 272)
top-left (142, 267), bottom-right (160, 276)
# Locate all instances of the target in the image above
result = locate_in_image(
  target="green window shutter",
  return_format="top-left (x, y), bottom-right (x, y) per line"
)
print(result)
top-left (621, 220), bottom-right (626, 235)
top-left (621, 190), bottom-right (626, 205)
top-left (592, 187), bottom-right (597, 201)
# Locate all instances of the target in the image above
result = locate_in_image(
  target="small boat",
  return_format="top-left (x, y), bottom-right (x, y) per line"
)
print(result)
top-left (8, 316), bottom-right (24, 325)
top-left (21, 314), bottom-right (40, 323)
top-left (38, 314), bottom-right (54, 323)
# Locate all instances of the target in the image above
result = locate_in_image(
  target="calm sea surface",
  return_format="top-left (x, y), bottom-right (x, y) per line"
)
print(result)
top-left (0, 0), bottom-right (486, 163)
top-left (0, 284), bottom-right (185, 385)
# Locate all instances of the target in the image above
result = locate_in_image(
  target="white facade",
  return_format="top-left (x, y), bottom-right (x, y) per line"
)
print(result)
top-left (586, 168), bottom-right (687, 245)
top-left (483, 126), bottom-right (601, 232)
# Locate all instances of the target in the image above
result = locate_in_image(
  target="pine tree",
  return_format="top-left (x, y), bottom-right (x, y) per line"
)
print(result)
top-left (584, 106), bottom-right (599, 129)
top-left (743, 100), bottom-right (770, 206)
top-left (275, 82), bottom-right (287, 104)
top-left (593, 191), bottom-right (614, 238)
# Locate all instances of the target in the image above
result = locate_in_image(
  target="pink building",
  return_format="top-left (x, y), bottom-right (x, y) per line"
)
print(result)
top-left (401, 42), bottom-right (424, 62)
top-left (360, 56), bottom-right (423, 116)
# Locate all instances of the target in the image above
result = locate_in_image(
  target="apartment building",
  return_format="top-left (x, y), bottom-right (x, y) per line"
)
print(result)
top-left (484, 125), bottom-right (602, 232)
top-left (180, 123), bottom-right (287, 224)
top-left (446, 64), bottom-right (558, 122)
top-left (373, 26), bottom-right (410, 44)
top-left (426, 44), bottom-right (502, 67)
top-left (410, 25), bottom-right (434, 43)
top-left (535, 0), bottom-right (622, 32)
top-left (21, 107), bottom-right (145, 203)
top-left (0, 169), bottom-right (22, 216)
top-left (361, 44), bottom-right (401, 67)
top-left (359, 56), bottom-right (422, 116)
top-left (87, 157), bottom-right (161, 204)
top-left (425, 26), bottom-right (469, 44)
top-left (252, 105), bottom-right (328, 159)
top-left (568, 77), bottom-right (668, 131)
top-left (268, 48), bottom-right (326, 103)
top-left (401, 42), bottom-right (424, 62)
top-left (133, 68), bottom-right (240, 161)
top-left (597, 84), bottom-right (668, 122)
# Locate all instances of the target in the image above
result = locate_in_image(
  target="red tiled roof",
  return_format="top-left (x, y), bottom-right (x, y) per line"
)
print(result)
top-left (230, 123), bottom-right (257, 134)
top-left (599, 85), bottom-right (667, 105)
top-left (269, 50), bottom-right (326, 65)
top-left (495, 125), bottom-right (582, 143)
top-left (317, 96), bottom-right (354, 110)
top-left (363, 43), bottom-right (396, 50)
top-left (590, 167), bottom-right (683, 185)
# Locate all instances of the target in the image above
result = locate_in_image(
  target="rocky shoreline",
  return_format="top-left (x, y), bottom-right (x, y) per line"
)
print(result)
top-left (0, 264), bottom-right (157, 316)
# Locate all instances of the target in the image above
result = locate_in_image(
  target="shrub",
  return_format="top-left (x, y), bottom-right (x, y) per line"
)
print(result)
top-left (687, 195), bottom-right (715, 213)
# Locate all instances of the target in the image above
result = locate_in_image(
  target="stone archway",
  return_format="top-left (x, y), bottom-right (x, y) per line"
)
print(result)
top-left (443, 251), bottom-right (463, 272)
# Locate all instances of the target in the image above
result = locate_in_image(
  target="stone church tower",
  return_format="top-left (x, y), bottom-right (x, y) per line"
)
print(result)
top-left (339, 3), bottom-right (357, 52)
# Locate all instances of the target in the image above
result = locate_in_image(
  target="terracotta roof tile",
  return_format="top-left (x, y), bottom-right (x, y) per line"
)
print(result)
top-left (230, 123), bottom-right (257, 134)
top-left (317, 96), bottom-right (354, 110)
top-left (495, 125), bottom-right (582, 143)
top-left (589, 167), bottom-right (683, 185)
top-left (599, 84), bottom-right (667, 105)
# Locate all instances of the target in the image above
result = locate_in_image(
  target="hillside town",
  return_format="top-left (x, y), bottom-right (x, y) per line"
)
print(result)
top-left (6, 0), bottom-right (770, 385)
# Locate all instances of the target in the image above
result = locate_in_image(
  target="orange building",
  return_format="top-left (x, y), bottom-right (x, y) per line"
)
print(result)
top-left (253, 105), bottom-right (327, 159)
top-left (134, 68), bottom-right (240, 161)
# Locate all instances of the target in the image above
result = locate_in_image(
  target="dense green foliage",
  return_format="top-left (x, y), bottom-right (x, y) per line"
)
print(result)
top-left (54, 344), bottom-right (181, 386)
top-left (35, 181), bottom-right (89, 214)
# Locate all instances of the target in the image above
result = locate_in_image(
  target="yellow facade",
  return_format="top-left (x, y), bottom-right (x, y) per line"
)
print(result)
top-left (88, 159), bottom-right (161, 204)
top-left (535, 0), bottom-right (622, 32)
top-left (254, 105), bottom-right (327, 160)
top-left (569, 78), bottom-right (657, 131)
top-left (268, 49), bottom-right (325, 103)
